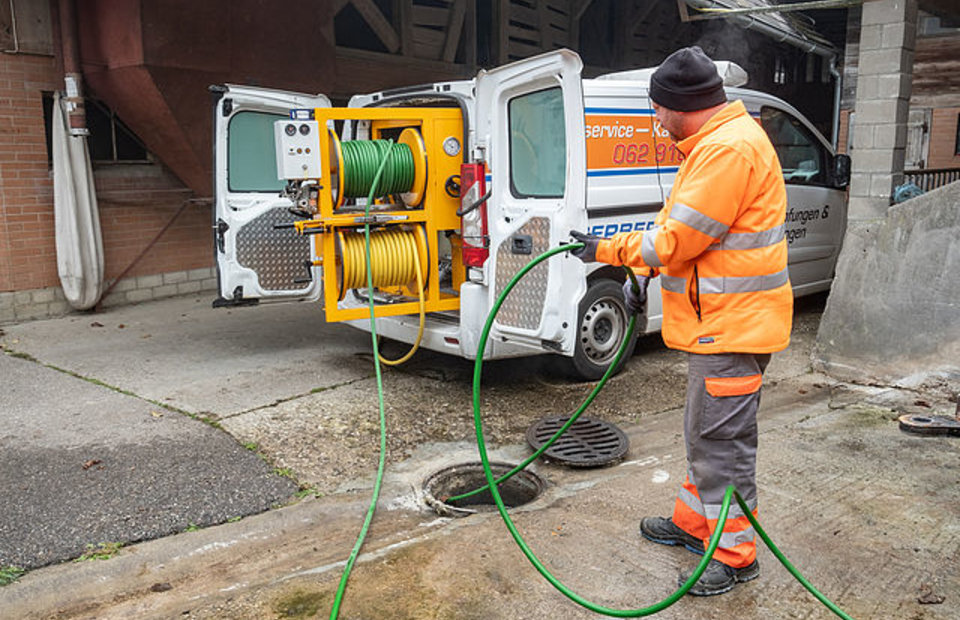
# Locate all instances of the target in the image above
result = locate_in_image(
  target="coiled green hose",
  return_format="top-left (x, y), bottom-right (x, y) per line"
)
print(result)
top-left (340, 139), bottom-right (415, 198)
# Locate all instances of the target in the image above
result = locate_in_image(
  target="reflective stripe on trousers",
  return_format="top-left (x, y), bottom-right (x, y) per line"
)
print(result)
top-left (672, 352), bottom-right (770, 568)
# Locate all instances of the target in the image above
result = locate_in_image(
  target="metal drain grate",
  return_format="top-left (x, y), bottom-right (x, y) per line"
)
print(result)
top-left (525, 416), bottom-right (629, 467)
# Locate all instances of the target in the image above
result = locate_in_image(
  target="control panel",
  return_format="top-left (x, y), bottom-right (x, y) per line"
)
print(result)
top-left (275, 119), bottom-right (322, 180)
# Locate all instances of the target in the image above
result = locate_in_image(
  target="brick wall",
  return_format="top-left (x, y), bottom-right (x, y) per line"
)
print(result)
top-left (0, 51), bottom-right (216, 323)
top-left (928, 107), bottom-right (960, 169)
top-left (0, 53), bottom-right (59, 293)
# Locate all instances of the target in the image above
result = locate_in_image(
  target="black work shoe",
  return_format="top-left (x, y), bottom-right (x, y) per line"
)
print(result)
top-left (639, 517), bottom-right (704, 555)
top-left (679, 559), bottom-right (760, 596)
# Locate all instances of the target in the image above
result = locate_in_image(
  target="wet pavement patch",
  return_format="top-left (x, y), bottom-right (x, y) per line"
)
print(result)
top-left (422, 461), bottom-right (544, 517)
top-left (274, 589), bottom-right (330, 618)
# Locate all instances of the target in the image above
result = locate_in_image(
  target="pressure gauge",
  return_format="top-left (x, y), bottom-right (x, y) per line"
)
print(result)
top-left (442, 136), bottom-right (461, 157)
top-left (299, 124), bottom-right (311, 135)
top-left (284, 123), bottom-right (297, 136)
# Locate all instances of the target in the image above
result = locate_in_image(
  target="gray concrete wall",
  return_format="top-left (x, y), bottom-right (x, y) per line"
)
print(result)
top-left (813, 181), bottom-right (960, 390)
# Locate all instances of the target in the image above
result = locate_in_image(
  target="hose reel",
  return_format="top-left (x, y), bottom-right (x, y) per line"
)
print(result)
top-left (296, 106), bottom-right (463, 325)
top-left (330, 128), bottom-right (428, 209)
top-left (335, 225), bottom-right (429, 302)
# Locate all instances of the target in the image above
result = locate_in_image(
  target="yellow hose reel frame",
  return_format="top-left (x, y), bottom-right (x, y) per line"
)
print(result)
top-left (300, 106), bottom-right (464, 323)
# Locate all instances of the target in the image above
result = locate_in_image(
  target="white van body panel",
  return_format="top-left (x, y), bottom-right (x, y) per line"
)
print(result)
top-left (734, 89), bottom-right (848, 297)
top-left (214, 86), bottom-right (331, 303)
top-left (473, 50), bottom-right (588, 356)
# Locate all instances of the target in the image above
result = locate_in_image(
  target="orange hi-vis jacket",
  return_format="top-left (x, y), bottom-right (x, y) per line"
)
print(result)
top-left (596, 100), bottom-right (793, 354)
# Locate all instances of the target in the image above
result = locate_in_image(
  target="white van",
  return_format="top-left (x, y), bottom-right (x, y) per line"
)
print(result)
top-left (213, 50), bottom-right (849, 379)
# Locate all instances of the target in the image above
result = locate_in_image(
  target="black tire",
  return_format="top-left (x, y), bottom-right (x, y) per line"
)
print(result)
top-left (562, 278), bottom-right (638, 381)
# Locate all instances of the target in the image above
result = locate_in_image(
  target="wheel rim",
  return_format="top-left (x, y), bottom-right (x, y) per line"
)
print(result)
top-left (579, 295), bottom-right (627, 365)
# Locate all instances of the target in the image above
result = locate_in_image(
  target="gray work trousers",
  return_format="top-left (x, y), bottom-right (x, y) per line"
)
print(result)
top-left (672, 352), bottom-right (771, 566)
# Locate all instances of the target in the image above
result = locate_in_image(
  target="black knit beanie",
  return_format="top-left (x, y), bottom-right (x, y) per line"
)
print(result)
top-left (649, 46), bottom-right (727, 112)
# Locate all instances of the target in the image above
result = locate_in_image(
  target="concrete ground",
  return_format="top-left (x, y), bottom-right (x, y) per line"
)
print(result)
top-left (0, 293), bottom-right (957, 619)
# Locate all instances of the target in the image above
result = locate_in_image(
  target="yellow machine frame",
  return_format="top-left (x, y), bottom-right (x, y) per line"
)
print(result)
top-left (295, 107), bottom-right (465, 323)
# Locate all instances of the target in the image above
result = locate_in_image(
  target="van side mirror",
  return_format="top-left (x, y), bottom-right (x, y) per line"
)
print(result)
top-left (832, 154), bottom-right (851, 189)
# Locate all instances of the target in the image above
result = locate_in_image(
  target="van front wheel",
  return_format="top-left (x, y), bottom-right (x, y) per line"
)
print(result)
top-left (564, 279), bottom-right (637, 381)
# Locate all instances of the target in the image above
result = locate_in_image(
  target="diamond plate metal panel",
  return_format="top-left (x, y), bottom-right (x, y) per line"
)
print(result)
top-left (494, 217), bottom-right (550, 331)
top-left (236, 208), bottom-right (312, 291)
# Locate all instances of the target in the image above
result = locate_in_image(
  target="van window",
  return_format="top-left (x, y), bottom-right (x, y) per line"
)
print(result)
top-left (760, 107), bottom-right (826, 186)
top-left (508, 87), bottom-right (565, 198)
top-left (229, 111), bottom-right (285, 192)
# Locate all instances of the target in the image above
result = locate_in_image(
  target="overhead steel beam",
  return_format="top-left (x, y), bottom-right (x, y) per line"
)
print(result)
top-left (679, 0), bottom-right (837, 56)
top-left (680, 0), bottom-right (862, 21)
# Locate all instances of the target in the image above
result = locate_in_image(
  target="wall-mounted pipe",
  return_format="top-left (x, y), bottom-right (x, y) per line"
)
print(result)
top-left (682, 0), bottom-right (837, 58)
top-left (52, 0), bottom-right (104, 310)
top-left (829, 56), bottom-right (842, 150)
top-left (3, 0), bottom-right (19, 53)
top-left (58, 0), bottom-right (88, 136)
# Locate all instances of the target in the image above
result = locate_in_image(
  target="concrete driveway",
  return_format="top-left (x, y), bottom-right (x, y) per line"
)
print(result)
top-left (0, 293), bottom-right (957, 619)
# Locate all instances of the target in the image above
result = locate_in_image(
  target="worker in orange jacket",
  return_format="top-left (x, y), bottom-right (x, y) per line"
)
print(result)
top-left (570, 46), bottom-right (793, 596)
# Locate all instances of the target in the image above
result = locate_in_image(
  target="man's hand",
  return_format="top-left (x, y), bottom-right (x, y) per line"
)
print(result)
top-left (569, 230), bottom-right (601, 263)
top-left (622, 274), bottom-right (650, 315)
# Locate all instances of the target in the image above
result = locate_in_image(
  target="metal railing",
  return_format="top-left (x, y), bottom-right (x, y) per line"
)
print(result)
top-left (904, 167), bottom-right (960, 192)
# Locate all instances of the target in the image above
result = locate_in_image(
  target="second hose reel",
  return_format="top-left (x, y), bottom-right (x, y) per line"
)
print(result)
top-left (335, 225), bottom-right (429, 302)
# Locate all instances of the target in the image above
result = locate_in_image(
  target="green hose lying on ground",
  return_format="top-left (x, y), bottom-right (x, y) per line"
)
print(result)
top-left (328, 140), bottom-right (853, 618)
top-left (466, 243), bottom-right (854, 619)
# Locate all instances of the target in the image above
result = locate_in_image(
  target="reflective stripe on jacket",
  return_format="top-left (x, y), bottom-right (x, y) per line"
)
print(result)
top-left (596, 100), bottom-right (793, 354)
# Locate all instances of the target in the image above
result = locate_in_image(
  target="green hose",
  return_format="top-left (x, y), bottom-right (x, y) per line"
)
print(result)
top-left (446, 269), bottom-right (640, 505)
top-left (328, 141), bottom-right (398, 620)
top-left (329, 165), bottom-right (854, 618)
top-left (468, 242), bottom-right (854, 618)
top-left (341, 139), bottom-right (415, 198)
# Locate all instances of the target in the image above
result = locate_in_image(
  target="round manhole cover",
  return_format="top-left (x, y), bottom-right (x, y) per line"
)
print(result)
top-left (526, 416), bottom-right (629, 467)
top-left (423, 462), bottom-right (545, 518)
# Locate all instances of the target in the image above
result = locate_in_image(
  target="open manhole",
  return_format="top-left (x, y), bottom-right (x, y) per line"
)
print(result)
top-left (423, 462), bottom-right (545, 518)
top-left (526, 415), bottom-right (629, 467)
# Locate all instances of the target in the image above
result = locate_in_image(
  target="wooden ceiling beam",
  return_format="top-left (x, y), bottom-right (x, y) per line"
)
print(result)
top-left (442, 0), bottom-right (466, 62)
top-left (350, 0), bottom-right (401, 53)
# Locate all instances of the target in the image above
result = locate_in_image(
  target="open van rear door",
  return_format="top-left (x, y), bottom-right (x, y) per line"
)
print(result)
top-left (212, 85), bottom-right (330, 305)
top-left (474, 50), bottom-right (587, 355)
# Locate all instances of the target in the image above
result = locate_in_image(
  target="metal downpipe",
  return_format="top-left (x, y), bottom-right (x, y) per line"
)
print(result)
top-left (829, 55), bottom-right (842, 150)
